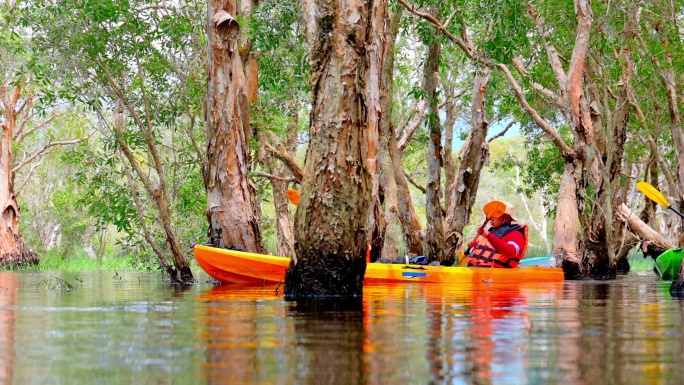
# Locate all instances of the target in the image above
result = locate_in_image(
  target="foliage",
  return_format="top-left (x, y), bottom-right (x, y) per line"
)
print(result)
top-left (4, 0), bottom-right (684, 271)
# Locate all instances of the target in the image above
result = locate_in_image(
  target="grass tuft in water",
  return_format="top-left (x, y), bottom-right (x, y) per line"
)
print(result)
top-left (35, 277), bottom-right (76, 291)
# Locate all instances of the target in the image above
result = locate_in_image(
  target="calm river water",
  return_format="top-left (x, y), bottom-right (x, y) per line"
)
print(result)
top-left (0, 270), bottom-right (681, 384)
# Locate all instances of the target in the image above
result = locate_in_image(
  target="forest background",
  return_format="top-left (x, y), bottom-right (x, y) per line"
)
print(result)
top-left (1, 0), bottom-right (681, 283)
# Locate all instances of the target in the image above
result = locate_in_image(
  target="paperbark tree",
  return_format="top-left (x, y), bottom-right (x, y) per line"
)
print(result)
top-left (376, 9), bottom-right (403, 262)
top-left (0, 84), bottom-right (39, 266)
top-left (400, 0), bottom-right (610, 278)
top-left (205, 1), bottom-right (265, 253)
top-left (285, 0), bottom-right (387, 298)
top-left (444, 66), bottom-right (492, 265)
top-left (423, 40), bottom-right (447, 262)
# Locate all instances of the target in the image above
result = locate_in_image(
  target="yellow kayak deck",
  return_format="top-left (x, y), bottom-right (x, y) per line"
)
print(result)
top-left (194, 244), bottom-right (564, 284)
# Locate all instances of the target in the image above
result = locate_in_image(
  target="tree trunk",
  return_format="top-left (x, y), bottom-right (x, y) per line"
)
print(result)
top-left (204, 1), bottom-right (265, 253)
top-left (548, 0), bottom-right (594, 278)
top-left (285, 0), bottom-right (385, 298)
top-left (423, 41), bottom-right (446, 262)
top-left (265, 109), bottom-right (298, 258)
top-left (0, 84), bottom-right (38, 266)
top-left (377, 9), bottom-right (403, 262)
top-left (444, 67), bottom-right (492, 266)
top-left (111, 99), bottom-right (193, 283)
top-left (365, 0), bottom-right (394, 264)
top-left (442, 96), bottom-right (457, 195)
top-left (393, 137), bottom-right (424, 256)
top-left (582, 4), bottom-right (637, 278)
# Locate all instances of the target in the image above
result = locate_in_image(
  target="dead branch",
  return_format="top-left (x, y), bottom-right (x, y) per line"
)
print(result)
top-left (616, 203), bottom-right (675, 257)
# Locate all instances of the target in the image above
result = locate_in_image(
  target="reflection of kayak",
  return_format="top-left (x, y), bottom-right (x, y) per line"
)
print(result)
top-left (655, 248), bottom-right (684, 280)
top-left (194, 245), bottom-right (564, 284)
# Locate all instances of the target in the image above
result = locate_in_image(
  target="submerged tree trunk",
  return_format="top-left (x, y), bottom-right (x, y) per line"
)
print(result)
top-left (204, 1), bottom-right (264, 253)
top-left (0, 85), bottom-right (38, 266)
top-left (444, 67), bottom-right (492, 265)
top-left (285, 0), bottom-right (385, 298)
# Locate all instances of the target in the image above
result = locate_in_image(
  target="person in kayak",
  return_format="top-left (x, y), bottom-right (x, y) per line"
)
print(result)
top-left (466, 200), bottom-right (528, 268)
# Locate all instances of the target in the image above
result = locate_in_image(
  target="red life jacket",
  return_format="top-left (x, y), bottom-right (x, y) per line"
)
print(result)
top-left (467, 224), bottom-right (528, 268)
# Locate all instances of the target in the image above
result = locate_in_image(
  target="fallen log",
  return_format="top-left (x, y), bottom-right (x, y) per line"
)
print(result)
top-left (616, 203), bottom-right (675, 259)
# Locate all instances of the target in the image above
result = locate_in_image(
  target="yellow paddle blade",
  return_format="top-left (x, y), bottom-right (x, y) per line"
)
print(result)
top-left (637, 181), bottom-right (670, 208)
top-left (286, 189), bottom-right (300, 206)
top-left (483, 200), bottom-right (507, 219)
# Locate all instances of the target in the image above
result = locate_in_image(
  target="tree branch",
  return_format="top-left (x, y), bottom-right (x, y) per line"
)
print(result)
top-left (14, 161), bottom-right (41, 198)
top-left (264, 131), bottom-right (304, 182)
top-left (496, 63), bottom-right (573, 155)
top-left (487, 120), bottom-right (516, 143)
top-left (398, 0), bottom-right (573, 157)
top-left (397, 0), bottom-right (485, 64)
top-left (12, 139), bottom-right (81, 173)
top-left (15, 115), bottom-right (57, 147)
top-left (404, 169), bottom-right (426, 194)
top-left (253, 171), bottom-right (297, 183)
top-left (397, 99), bottom-right (428, 153)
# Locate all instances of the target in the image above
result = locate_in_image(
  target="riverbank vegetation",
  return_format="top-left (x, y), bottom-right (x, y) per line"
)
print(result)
top-left (1, 0), bottom-right (683, 291)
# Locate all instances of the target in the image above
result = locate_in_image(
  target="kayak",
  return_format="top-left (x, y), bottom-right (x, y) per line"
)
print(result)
top-left (655, 248), bottom-right (683, 280)
top-left (194, 245), bottom-right (564, 284)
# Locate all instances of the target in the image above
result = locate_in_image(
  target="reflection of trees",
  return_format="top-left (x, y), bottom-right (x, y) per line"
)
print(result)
top-left (201, 285), bottom-right (287, 385)
top-left (555, 283), bottom-right (584, 384)
top-left (0, 273), bottom-right (18, 385)
top-left (552, 280), bottom-right (684, 384)
top-left (288, 300), bottom-right (367, 385)
top-left (200, 285), bottom-right (367, 384)
top-left (197, 279), bottom-right (684, 384)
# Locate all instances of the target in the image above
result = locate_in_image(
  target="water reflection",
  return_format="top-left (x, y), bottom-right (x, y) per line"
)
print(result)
top-left (2, 272), bottom-right (683, 384)
top-left (198, 282), bottom-right (565, 385)
top-left (287, 299), bottom-right (366, 384)
top-left (0, 273), bottom-right (18, 385)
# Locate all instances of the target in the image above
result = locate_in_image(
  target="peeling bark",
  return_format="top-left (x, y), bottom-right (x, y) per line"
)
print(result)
top-left (204, 0), bottom-right (265, 254)
top-left (444, 67), bottom-right (491, 266)
top-left (423, 40), bottom-right (446, 262)
top-left (0, 84), bottom-right (38, 267)
top-left (377, 9), bottom-right (403, 262)
top-left (286, 0), bottom-right (385, 298)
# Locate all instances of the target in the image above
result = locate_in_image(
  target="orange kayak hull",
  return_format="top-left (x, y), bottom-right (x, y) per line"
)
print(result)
top-left (194, 245), bottom-right (564, 284)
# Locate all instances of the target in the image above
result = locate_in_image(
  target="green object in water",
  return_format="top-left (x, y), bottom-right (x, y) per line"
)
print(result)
top-left (655, 248), bottom-right (684, 280)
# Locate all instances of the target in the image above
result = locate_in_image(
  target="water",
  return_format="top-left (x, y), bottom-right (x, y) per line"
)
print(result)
top-left (0, 270), bottom-right (682, 384)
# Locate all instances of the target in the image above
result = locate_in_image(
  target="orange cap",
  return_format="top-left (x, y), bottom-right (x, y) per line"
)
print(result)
top-left (483, 200), bottom-right (515, 220)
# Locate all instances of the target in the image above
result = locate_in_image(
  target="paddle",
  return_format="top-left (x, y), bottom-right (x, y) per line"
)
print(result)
top-left (637, 181), bottom-right (684, 219)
